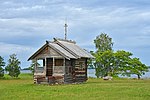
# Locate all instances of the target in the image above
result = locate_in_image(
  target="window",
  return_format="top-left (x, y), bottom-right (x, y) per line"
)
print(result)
top-left (55, 59), bottom-right (63, 66)
top-left (53, 59), bottom-right (64, 75)
top-left (37, 59), bottom-right (44, 67)
top-left (35, 59), bottom-right (45, 73)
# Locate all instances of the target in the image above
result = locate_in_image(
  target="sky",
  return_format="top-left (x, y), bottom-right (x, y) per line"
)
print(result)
top-left (0, 0), bottom-right (150, 68)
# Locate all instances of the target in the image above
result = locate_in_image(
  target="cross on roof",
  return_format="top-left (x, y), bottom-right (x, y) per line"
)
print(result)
top-left (64, 22), bottom-right (68, 40)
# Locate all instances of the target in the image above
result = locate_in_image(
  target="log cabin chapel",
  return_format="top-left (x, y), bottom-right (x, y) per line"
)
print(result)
top-left (28, 23), bottom-right (94, 84)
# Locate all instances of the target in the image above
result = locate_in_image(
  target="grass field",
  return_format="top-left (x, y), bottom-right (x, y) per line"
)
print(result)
top-left (0, 74), bottom-right (150, 100)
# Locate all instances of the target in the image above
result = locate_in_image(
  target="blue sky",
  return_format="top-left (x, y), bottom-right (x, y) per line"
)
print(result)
top-left (0, 0), bottom-right (150, 68)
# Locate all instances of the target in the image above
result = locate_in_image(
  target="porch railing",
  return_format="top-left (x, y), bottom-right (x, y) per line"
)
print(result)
top-left (34, 67), bottom-right (45, 75)
top-left (34, 66), bottom-right (65, 76)
top-left (53, 66), bottom-right (65, 75)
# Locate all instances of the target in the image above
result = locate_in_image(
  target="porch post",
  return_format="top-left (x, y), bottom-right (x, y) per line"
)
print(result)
top-left (53, 57), bottom-right (55, 75)
top-left (34, 59), bottom-right (37, 73)
top-left (45, 57), bottom-right (47, 75)
top-left (63, 58), bottom-right (65, 74)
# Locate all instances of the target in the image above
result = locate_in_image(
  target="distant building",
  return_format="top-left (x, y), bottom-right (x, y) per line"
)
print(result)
top-left (28, 38), bottom-right (94, 84)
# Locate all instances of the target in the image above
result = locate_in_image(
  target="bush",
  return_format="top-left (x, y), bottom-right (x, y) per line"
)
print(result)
top-left (0, 56), bottom-right (5, 78)
top-left (5, 54), bottom-right (21, 78)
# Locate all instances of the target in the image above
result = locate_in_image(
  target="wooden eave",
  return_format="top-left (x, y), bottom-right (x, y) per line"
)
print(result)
top-left (28, 43), bottom-right (48, 61)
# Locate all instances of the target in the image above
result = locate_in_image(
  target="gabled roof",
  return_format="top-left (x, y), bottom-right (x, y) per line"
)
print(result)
top-left (28, 38), bottom-right (94, 60)
top-left (54, 38), bottom-right (94, 58)
top-left (48, 42), bottom-right (76, 59)
top-left (28, 43), bottom-right (48, 61)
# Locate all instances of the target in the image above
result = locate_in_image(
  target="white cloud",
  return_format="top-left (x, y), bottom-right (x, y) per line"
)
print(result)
top-left (0, 42), bottom-right (36, 68)
top-left (0, 42), bottom-right (34, 56)
top-left (0, 18), bottom-right (65, 38)
top-left (8, 5), bottom-right (46, 11)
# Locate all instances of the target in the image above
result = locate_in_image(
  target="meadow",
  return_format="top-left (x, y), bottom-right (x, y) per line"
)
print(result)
top-left (0, 74), bottom-right (150, 100)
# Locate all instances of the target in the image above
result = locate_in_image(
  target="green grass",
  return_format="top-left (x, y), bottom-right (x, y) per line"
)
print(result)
top-left (0, 74), bottom-right (150, 100)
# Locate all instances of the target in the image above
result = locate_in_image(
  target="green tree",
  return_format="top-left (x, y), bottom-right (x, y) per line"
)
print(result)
top-left (29, 60), bottom-right (40, 74)
top-left (94, 33), bottom-right (114, 77)
top-left (0, 56), bottom-right (5, 78)
top-left (5, 54), bottom-right (21, 78)
top-left (94, 50), bottom-right (114, 78)
top-left (93, 33), bottom-right (149, 79)
top-left (114, 50), bottom-right (133, 77)
top-left (94, 33), bottom-right (113, 52)
top-left (114, 51), bottom-right (149, 79)
top-left (129, 58), bottom-right (149, 79)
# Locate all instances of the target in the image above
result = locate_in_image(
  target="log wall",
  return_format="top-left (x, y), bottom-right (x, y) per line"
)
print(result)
top-left (74, 58), bottom-right (87, 82)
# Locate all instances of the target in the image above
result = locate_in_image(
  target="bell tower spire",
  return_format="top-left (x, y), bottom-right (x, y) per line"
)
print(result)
top-left (64, 19), bottom-right (68, 40)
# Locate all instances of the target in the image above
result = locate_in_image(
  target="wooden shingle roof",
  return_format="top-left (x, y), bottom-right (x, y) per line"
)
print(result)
top-left (54, 38), bottom-right (94, 58)
top-left (28, 38), bottom-right (94, 60)
top-left (48, 42), bottom-right (76, 59)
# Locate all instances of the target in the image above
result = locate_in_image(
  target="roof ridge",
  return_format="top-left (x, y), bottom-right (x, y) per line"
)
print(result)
top-left (46, 40), bottom-right (54, 43)
top-left (53, 38), bottom-right (76, 44)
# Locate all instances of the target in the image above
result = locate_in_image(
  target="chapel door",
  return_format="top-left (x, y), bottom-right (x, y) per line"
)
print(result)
top-left (46, 58), bottom-right (53, 76)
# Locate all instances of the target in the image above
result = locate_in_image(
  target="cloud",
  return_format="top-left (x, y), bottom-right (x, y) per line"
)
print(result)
top-left (0, 0), bottom-right (150, 67)
top-left (0, 18), bottom-right (66, 46)
top-left (0, 42), bottom-right (36, 67)
top-left (0, 42), bottom-right (34, 56)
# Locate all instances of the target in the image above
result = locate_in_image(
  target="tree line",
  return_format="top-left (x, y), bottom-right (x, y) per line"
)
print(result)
top-left (0, 54), bottom-right (21, 78)
top-left (89, 33), bottom-right (149, 79)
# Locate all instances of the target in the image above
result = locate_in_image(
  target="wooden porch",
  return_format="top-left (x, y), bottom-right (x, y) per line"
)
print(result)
top-left (34, 57), bottom-right (74, 84)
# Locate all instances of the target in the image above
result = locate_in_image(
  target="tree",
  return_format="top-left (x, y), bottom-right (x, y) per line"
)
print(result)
top-left (129, 58), bottom-right (149, 79)
top-left (114, 51), bottom-right (149, 79)
top-left (94, 50), bottom-right (114, 78)
top-left (94, 33), bottom-right (113, 52)
top-left (93, 33), bottom-right (149, 79)
top-left (5, 54), bottom-right (21, 78)
top-left (94, 33), bottom-right (114, 77)
top-left (0, 56), bottom-right (5, 78)
top-left (29, 60), bottom-right (40, 74)
top-left (114, 50), bottom-right (133, 77)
